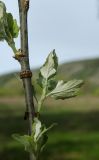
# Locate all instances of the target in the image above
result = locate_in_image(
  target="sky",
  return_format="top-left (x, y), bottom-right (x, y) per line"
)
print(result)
top-left (0, 0), bottom-right (99, 74)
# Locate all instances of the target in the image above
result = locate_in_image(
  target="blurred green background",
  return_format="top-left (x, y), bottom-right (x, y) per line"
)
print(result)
top-left (1, 58), bottom-right (99, 160)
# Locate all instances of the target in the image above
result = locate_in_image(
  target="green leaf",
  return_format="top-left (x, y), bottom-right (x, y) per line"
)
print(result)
top-left (0, 1), bottom-right (6, 18)
top-left (40, 134), bottom-right (48, 152)
top-left (12, 121), bottom-right (56, 156)
top-left (7, 13), bottom-right (19, 38)
top-left (37, 73), bottom-right (46, 88)
top-left (32, 118), bottom-right (56, 141)
top-left (0, 1), bottom-right (7, 41)
top-left (12, 134), bottom-right (34, 152)
top-left (32, 118), bottom-right (42, 142)
top-left (37, 123), bottom-right (57, 142)
top-left (0, 1), bottom-right (19, 53)
top-left (36, 123), bottom-right (56, 153)
top-left (47, 78), bottom-right (57, 91)
top-left (37, 75), bottom-right (57, 91)
top-left (38, 134), bottom-right (48, 153)
top-left (40, 50), bottom-right (58, 80)
top-left (12, 134), bottom-right (29, 147)
top-left (47, 79), bottom-right (83, 100)
top-left (0, 22), bottom-right (6, 41)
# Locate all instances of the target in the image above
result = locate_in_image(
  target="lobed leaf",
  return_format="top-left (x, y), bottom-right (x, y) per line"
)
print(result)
top-left (47, 79), bottom-right (83, 100)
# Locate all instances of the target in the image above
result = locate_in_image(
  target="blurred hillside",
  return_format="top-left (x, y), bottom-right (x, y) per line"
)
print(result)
top-left (0, 58), bottom-right (99, 96)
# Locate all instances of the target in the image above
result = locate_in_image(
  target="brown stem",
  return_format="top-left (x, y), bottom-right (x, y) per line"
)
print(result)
top-left (18, 0), bottom-right (36, 159)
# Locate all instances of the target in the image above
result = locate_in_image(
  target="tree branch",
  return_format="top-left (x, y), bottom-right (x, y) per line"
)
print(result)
top-left (18, 0), bottom-right (36, 159)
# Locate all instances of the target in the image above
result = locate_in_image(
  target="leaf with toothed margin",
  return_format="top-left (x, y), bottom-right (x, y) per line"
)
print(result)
top-left (47, 79), bottom-right (83, 100)
top-left (40, 50), bottom-right (58, 80)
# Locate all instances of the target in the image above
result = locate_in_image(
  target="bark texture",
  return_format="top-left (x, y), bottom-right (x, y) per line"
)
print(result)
top-left (18, 0), bottom-right (36, 159)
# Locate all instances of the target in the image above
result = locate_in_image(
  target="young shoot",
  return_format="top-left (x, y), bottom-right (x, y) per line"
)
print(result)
top-left (13, 50), bottom-right (83, 160)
